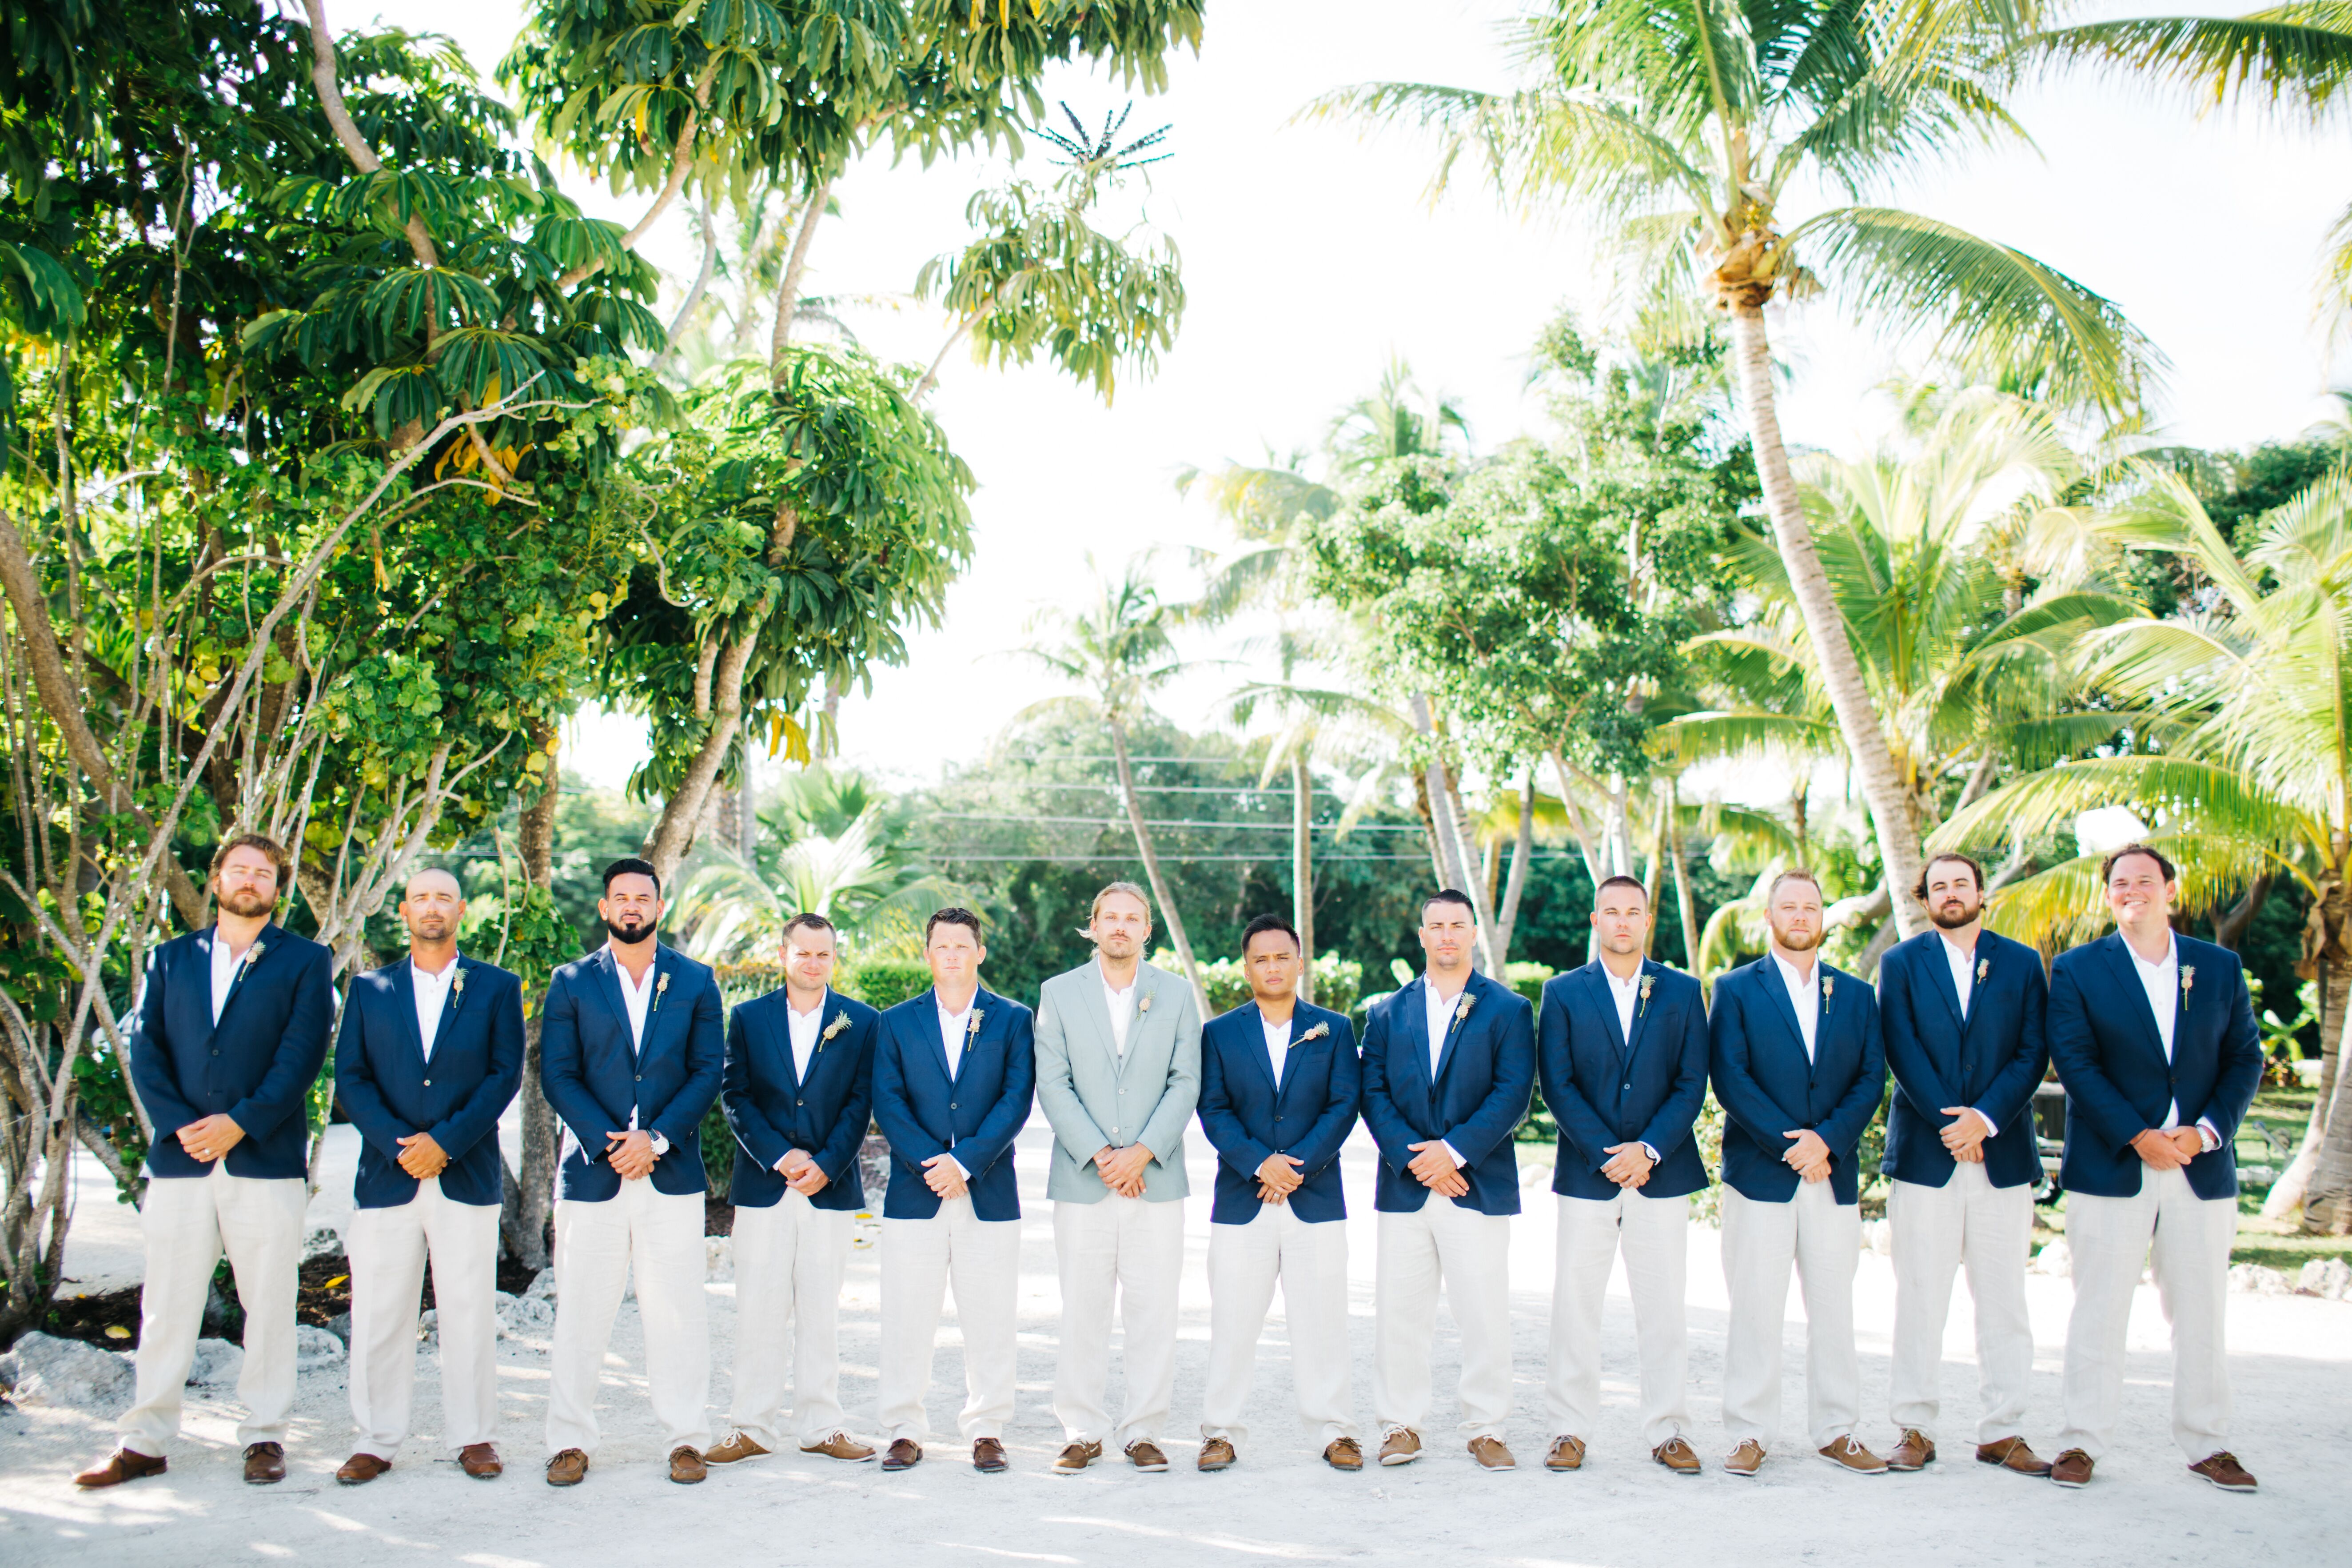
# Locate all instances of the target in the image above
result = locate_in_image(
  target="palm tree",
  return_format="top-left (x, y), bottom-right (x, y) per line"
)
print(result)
top-left (1018, 558), bottom-right (1213, 1019)
top-left (2033, 4), bottom-right (2352, 339)
top-left (1309, 0), bottom-right (2161, 938)
top-left (1933, 468), bottom-right (2352, 1229)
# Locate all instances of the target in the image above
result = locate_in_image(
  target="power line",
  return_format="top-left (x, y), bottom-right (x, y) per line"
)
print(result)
top-left (910, 813), bottom-right (1423, 833)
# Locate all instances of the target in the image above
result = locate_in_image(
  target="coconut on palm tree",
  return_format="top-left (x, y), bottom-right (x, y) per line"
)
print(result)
top-left (1935, 467), bottom-right (2352, 1228)
top-left (1310, 0), bottom-right (2162, 936)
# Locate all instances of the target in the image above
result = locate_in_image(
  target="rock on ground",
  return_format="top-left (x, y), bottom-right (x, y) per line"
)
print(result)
top-left (2229, 1262), bottom-right (2293, 1296)
top-left (185, 1338), bottom-right (243, 1387)
top-left (2298, 1256), bottom-right (2352, 1300)
top-left (0, 1331), bottom-right (135, 1414)
top-left (293, 1325), bottom-right (345, 1369)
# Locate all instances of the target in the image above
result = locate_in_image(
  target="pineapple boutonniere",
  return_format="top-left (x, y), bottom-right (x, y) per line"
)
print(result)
top-left (1822, 972), bottom-right (1836, 1010)
top-left (1136, 990), bottom-right (1154, 1017)
top-left (1638, 974), bottom-right (1655, 1017)
top-left (1453, 992), bottom-right (1476, 1028)
top-left (966, 1008), bottom-right (985, 1041)
top-left (1299, 1021), bottom-right (1331, 1044)
top-left (821, 1011), bottom-right (851, 1044)
top-left (2181, 966), bottom-right (2197, 1010)
top-left (448, 964), bottom-right (467, 1014)
top-left (241, 939), bottom-right (267, 976)
top-left (1976, 957), bottom-right (1989, 984)
top-left (651, 970), bottom-right (671, 1013)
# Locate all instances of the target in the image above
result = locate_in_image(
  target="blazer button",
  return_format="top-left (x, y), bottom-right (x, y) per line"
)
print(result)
top-left (211, 1049), bottom-right (219, 1057)
top-left (950, 1102), bottom-right (958, 1110)
top-left (1276, 1115), bottom-right (1284, 1122)
top-left (423, 1079), bottom-right (432, 1087)
top-left (797, 1098), bottom-right (804, 1107)
top-left (635, 1074), bottom-right (642, 1082)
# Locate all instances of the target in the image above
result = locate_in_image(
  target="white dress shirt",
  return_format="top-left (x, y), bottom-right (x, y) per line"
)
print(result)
top-left (1772, 951), bottom-right (1822, 1062)
top-left (1420, 978), bottom-right (1470, 1169)
top-left (1102, 967), bottom-right (1138, 1057)
top-left (936, 996), bottom-right (976, 1178)
top-left (1262, 1012), bottom-right (1293, 1089)
top-left (209, 931), bottom-right (248, 1026)
top-left (604, 941), bottom-right (662, 1145)
top-left (1597, 963), bottom-right (1659, 1165)
top-left (411, 954), bottom-right (461, 1062)
top-left (1939, 935), bottom-right (2001, 1138)
top-left (2125, 932), bottom-right (2219, 1147)
top-left (785, 993), bottom-right (825, 1083)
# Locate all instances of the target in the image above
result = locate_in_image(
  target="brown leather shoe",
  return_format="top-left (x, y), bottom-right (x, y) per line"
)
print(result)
top-left (1468, 1436), bottom-right (1515, 1471)
top-left (1125, 1439), bottom-right (1169, 1472)
top-left (799, 1432), bottom-right (877, 1463)
top-left (1544, 1435), bottom-right (1587, 1471)
top-left (1653, 1437), bottom-right (1701, 1475)
top-left (668, 1446), bottom-right (706, 1484)
top-left (882, 1439), bottom-right (922, 1472)
top-left (1197, 1437), bottom-right (1236, 1472)
top-left (545, 1448), bottom-right (590, 1487)
top-left (1377, 1427), bottom-right (1422, 1467)
top-left (1052, 1439), bottom-right (1102, 1474)
top-left (1889, 1429), bottom-right (1935, 1471)
top-left (1976, 1436), bottom-right (2051, 1476)
top-left (2189, 1451), bottom-right (2257, 1492)
top-left (1818, 1435), bottom-right (1888, 1475)
top-left (336, 1452), bottom-right (391, 1485)
top-left (2049, 1448), bottom-right (2093, 1488)
top-left (73, 1448), bottom-right (167, 1488)
top-left (1723, 1439), bottom-right (1766, 1476)
top-left (704, 1431), bottom-right (770, 1465)
top-left (1324, 1437), bottom-right (1363, 1472)
top-left (458, 1443), bottom-right (502, 1479)
top-left (972, 1438), bottom-right (1006, 1473)
top-left (243, 1443), bottom-right (286, 1485)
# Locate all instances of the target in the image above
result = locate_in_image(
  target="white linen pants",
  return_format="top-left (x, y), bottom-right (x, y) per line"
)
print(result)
top-left (2057, 1165), bottom-right (2235, 1461)
top-left (1720, 1180), bottom-right (1861, 1451)
top-left (1888, 1163), bottom-right (2036, 1444)
top-left (120, 1163), bottom-right (307, 1456)
top-left (1199, 1202), bottom-right (1357, 1449)
top-left (877, 1197), bottom-right (1021, 1442)
top-left (727, 1190), bottom-right (852, 1448)
top-left (1372, 1198), bottom-right (1514, 1441)
top-left (1052, 1193), bottom-right (1186, 1447)
top-left (346, 1176), bottom-right (502, 1457)
top-left (545, 1179), bottom-right (711, 1456)
top-left (1544, 1187), bottom-right (1691, 1448)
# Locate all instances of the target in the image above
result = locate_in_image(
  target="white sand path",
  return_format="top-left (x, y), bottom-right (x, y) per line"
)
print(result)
top-left (4, 1116), bottom-right (2348, 1567)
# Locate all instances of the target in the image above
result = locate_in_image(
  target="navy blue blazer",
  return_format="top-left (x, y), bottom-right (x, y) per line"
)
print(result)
top-left (2048, 932), bottom-right (2261, 1201)
top-left (722, 986), bottom-right (878, 1213)
top-left (129, 922), bottom-right (335, 1181)
top-left (335, 955), bottom-right (525, 1209)
top-left (1709, 955), bottom-right (1886, 1205)
top-left (870, 986), bottom-right (1035, 1222)
top-left (1878, 929), bottom-right (2048, 1190)
top-left (1197, 1000), bottom-right (1360, 1226)
top-left (538, 943), bottom-right (725, 1201)
top-left (1538, 959), bottom-right (1710, 1201)
top-left (1360, 969), bottom-right (1536, 1217)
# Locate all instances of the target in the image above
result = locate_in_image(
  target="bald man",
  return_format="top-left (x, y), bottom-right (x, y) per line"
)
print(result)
top-left (332, 869), bottom-right (526, 1483)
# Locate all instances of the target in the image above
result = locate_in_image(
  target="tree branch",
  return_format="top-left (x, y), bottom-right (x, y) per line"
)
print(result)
top-left (303, 0), bottom-right (439, 269)
top-left (556, 65), bottom-right (715, 291)
top-left (769, 177), bottom-right (832, 383)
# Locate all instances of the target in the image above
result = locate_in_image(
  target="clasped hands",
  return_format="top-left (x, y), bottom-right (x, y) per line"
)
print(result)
top-left (175, 1113), bottom-right (246, 1165)
top-left (2130, 1125), bottom-right (2206, 1170)
top-left (1600, 1141), bottom-right (1654, 1189)
top-left (1938, 1106), bottom-right (1990, 1164)
top-left (396, 1131), bottom-right (449, 1179)
top-left (604, 1128), bottom-right (659, 1180)
top-left (1781, 1127), bottom-right (1832, 1183)
top-left (1256, 1151), bottom-right (1305, 1205)
top-left (1406, 1140), bottom-right (1468, 1198)
top-left (1095, 1143), bottom-right (1154, 1198)
top-left (776, 1148), bottom-right (831, 1197)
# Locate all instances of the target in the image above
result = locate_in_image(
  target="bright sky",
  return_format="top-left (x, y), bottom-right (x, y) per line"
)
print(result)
top-left (385, 0), bottom-right (2352, 801)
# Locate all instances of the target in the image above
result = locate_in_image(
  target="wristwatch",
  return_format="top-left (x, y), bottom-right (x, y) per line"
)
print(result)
top-left (649, 1131), bottom-right (670, 1157)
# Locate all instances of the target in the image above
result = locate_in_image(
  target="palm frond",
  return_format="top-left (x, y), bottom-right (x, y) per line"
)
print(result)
top-left (1930, 754), bottom-right (2320, 861)
top-left (2029, 10), bottom-right (2352, 123)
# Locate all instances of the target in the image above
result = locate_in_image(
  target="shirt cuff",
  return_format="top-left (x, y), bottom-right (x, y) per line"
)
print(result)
top-left (1640, 1142), bottom-right (1659, 1163)
top-left (2197, 1119), bottom-right (2221, 1153)
top-left (1972, 1108), bottom-right (2000, 1139)
top-left (1441, 1141), bottom-right (1466, 1169)
top-left (649, 1131), bottom-right (670, 1157)
top-left (949, 1156), bottom-right (970, 1180)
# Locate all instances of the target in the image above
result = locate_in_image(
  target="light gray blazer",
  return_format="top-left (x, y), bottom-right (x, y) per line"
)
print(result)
top-left (1033, 958), bottom-right (1202, 1202)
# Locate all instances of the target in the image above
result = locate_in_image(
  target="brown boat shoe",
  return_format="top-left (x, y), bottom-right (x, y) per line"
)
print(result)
top-left (703, 1431), bottom-right (770, 1464)
top-left (1544, 1435), bottom-right (1587, 1472)
top-left (799, 1432), bottom-right (877, 1463)
top-left (1819, 1435), bottom-right (1889, 1475)
top-left (1723, 1439), bottom-right (1766, 1477)
top-left (1975, 1436), bottom-right (2051, 1477)
top-left (73, 1448), bottom-right (167, 1488)
top-left (1468, 1436), bottom-right (1516, 1471)
top-left (243, 1443), bottom-right (286, 1485)
top-left (1197, 1437), bottom-right (1236, 1472)
top-left (972, 1438), bottom-right (1007, 1473)
top-left (668, 1445), bottom-right (706, 1484)
top-left (1889, 1429), bottom-right (1935, 1471)
top-left (1377, 1427), bottom-right (1422, 1466)
top-left (545, 1448), bottom-right (590, 1487)
top-left (2189, 1451), bottom-right (2257, 1492)
top-left (1052, 1439), bottom-right (1102, 1474)
top-left (335, 1452), bottom-right (391, 1485)
top-left (882, 1439), bottom-right (922, 1472)
top-left (2049, 1448), bottom-right (2094, 1488)
top-left (1125, 1440), bottom-right (1170, 1472)
top-left (1653, 1437), bottom-right (1702, 1475)
top-left (1324, 1437), bottom-right (1363, 1471)
top-left (459, 1443), bottom-right (502, 1479)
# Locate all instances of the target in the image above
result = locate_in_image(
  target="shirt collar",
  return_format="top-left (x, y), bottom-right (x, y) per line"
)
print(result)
top-left (603, 939), bottom-right (658, 988)
top-left (2126, 930), bottom-right (2178, 974)
top-left (412, 953), bottom-right (461, 985)
top-left (1938, 932), bottom-right (1975, 966)
top-left (1601, 961), bottom-right (1642, 992)
top-left (1097, 958), bottom-right (1138, 998)
top-left (1772, 950), bottom-right (1819, 992)
top-left (787, 989), bottom-right (826, 1020)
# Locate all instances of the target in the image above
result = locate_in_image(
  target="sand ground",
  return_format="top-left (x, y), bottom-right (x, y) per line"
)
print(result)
top-left (3, 1115), bottom-right (2348, 1567)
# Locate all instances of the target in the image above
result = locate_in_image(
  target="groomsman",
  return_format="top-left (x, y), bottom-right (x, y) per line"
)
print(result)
top-left (871, 908), bottom-right (1036, 1473)
top-left (706, 913), bottom-right (879, 1468)
top-left (1709, 868), bottom-right (1887, 1477)
top-left (1035, 882), bottom-right (1203, 1474)
top-left (1877, 853), bottom-right (2051, 1477)
top-left (538, 858), bottom-right (726, 1488)
top-left (77, 835), bottom-right (334, 1489)
top-left (1360, 890), bottom-right (1536, 1471)
top-left (333, 868), bottom-right (527, 1483)
top-left (1536, 875), bottom-right (1710, 1476)
top-left (1195, 913), bottom-right (1364, 1472)
top-left (2046, 844), bottom-right (2262, 1492)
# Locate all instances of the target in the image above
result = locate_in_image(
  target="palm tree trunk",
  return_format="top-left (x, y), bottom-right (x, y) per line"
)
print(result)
top-left (1641, 787), bottom-right (1669, 955)
top-left (2266, 950), bottom-right (2341, 1219)
top-left (1409, 693), bottom-right (1497, 970)
top-left (2295, 873), bottom-right (2352, 1228)
top-left (1545, 748), bottom-right (1604, 891)
top-left (1492, 771), bottom-right (1537, 967)
top-left (1726, 305), bottom-right (1927, 938)
top-left (1667, 785), bottom-right (1701, 971)
top-left (506, 720), bottom-right (562, 1271)
top-left (1292, 749), bottom-right (1316, 1005)
top-left (1109, 718), bottom-right (1210, 1019)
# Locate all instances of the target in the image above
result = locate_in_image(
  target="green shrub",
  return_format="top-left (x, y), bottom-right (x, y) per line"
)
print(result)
top-left (700, 1098), bottom-right (737, 1201)
top-left (1166, 951), bottom-right (1364, 1018)
top-left (1504, 961), bottom-right (1555, 1007)
top-left (845, 958), bottom-right (934, 1010)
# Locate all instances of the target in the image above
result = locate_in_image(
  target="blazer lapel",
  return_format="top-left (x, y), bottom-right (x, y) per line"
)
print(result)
top-left (1923, 939), bottom-right (1967, 1036)
top-left (1078, 966), bottom-right (1121, 1071)
top-left (1432, 978), bottom-right (1475, 1087)
top-left (590, 946), bottom-right (632, 1052)
top-left (206, 922), bottom-right (283, 1043)
top-left (385, 959), bottom-right (426, 1062)
top-left (1582, 964), bottom-right (1629, 1065)
top-left (1396, 978), bottom-right (1434, 1093)
top-left (1758, 958), bottom-right (1812, 1072)
top-left (2098, 934), bottom-right (2172, 1065)
top-left (1239, 1004), bottom-right (1283, 1100)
